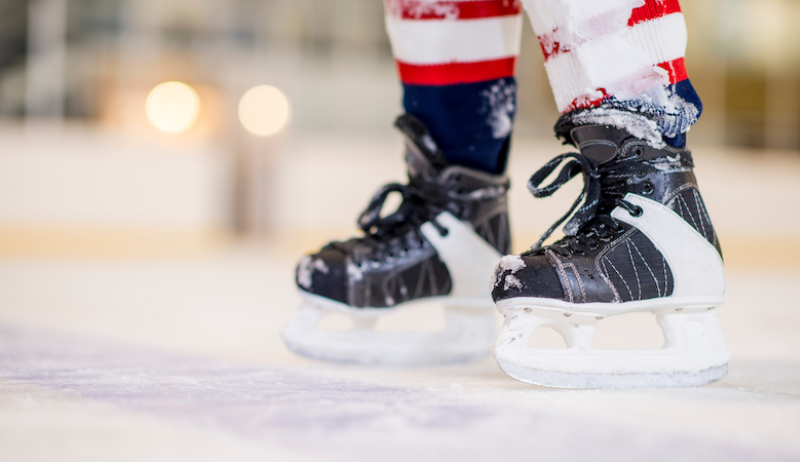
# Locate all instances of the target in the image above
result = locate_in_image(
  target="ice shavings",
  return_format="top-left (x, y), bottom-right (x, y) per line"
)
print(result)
top-left (499, 255), bottom-right (526, 273)
top-left (491, 255), bottom-right (527, 290)
top-left (481, 79), bottom-right (516, 139)
top-left (503, 275), bottom-right (523, 291)
top-left (566, 108), bottom-right (665, 148)
top-left (347, 261), bottom-right (364, 282)
top-left (565, 82), bottom-right (702, 147)
top-left (297, 256), bottom-right (329, 289)
top-left (421, 134), bottom-right (438, 153)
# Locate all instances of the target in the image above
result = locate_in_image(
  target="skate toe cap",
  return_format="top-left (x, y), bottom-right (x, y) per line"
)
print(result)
top-left (295, 248), bottom-right (348, 303)
top-left (491, 253), bottom-right (563, 303)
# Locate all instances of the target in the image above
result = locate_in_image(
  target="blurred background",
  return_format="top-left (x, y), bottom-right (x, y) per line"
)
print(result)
top-left (1, 0), bottom-right (799, 254)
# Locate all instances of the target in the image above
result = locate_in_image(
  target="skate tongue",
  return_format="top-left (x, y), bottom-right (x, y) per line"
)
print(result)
top-left (394, 114), bottom-right (448, 179)
top-left (570, 125), bottom-right (633, 164)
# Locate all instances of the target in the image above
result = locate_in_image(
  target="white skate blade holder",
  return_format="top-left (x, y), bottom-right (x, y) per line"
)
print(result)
top-left (493, 301), bottom-right (730, 388)
top-left (493, 195), bottom-right (731, 388)
top-left (284, 292), bottom-right (497, 366)
top-left (283, 212), bottom-right (502, 366)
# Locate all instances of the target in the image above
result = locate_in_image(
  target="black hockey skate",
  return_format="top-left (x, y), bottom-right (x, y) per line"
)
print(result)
top-left (283, 114), bottom-right (511, 365)
top-left (491, 124), bottom-right (729, 388)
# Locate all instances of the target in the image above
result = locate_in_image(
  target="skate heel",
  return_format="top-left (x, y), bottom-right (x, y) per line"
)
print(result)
top-left (493, 305), bottom-right (731, 389)
top-left (283, 294), bottom-right (497, 366)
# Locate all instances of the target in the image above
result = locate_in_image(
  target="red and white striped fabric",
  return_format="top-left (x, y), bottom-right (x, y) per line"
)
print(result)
top-left (522, 0), bottom-right (690, 113)
top-left (384, 0), bottom-right (524, 86)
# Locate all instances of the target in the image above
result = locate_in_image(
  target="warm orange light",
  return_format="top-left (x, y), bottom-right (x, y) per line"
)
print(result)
top-left (238, 85), bottom-right (291, 137)
top-left (146, 81), bottom-right (200, 133)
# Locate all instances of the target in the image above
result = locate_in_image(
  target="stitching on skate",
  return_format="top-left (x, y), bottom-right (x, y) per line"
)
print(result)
top-left (671, 194), bottom-right (687, 221)
top-left (630, 238), bottom-right (660, 297)
top-left (594, 227), bottom-right (637, 302)
top-left (564, 263), bottom-right (586, 303)
top-left (625, 239), bottom-right (642, 300)
top-left (678, 195), bottom-right (699, 231)
top-left (599, 257), bottom-right (622, 303)
top-left (414, 258), bottom-right (430, 299)
top-left (664, 182), bottom-right (698, 208)
top-left (595, 226), bottom-right (637, 261)
top-left (548, 250), bottom-right (574, 303)
top-left (380, 255), bottom-right (423, 306)
top-left (606, 256), bottom-right (633, 301)
top-left (691, 190), bottom-right (708, 240)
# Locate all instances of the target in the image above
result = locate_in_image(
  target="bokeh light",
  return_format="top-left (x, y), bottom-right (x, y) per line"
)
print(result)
top-left (145, 81), bottom-right (201, 133)
top-left (238, 85), bottom-right (291, 137)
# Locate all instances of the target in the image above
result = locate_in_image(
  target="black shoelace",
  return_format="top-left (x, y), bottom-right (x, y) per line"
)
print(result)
top-left (326, 179), bottom-right (453, 267)
top-left (527, 152), bottom-right (650, 255)
top-left (330, 175), bottom-right (507, 267)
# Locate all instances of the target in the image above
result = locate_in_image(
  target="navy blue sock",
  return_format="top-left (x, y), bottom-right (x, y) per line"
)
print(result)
top-left (403, 77), bottom-right (517, 174)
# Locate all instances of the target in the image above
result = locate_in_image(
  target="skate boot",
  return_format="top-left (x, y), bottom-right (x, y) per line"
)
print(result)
top-left (283, 114), bottom-right (511, 365)
top-left (491, 124), bottom-right (730, 388)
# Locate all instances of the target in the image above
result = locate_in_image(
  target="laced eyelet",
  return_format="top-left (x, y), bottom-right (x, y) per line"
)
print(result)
top-left (642, 182), bottom-right (654, 195)
top-left (630, 206), bottom-right (643, 217)
top-left (439, 227), bottom-right (450, 237)
top-left (399, 249), bottom-right (409, 257)
top-left (370, 260), bottom-right (381, 268)
top-left (631, 146), bottom-right (644, 159)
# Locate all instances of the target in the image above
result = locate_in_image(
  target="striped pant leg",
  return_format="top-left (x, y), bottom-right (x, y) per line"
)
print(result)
top-left (383, 0), bottom-right (524, 173)
top-left (521, 0), bottom-right (702, 146)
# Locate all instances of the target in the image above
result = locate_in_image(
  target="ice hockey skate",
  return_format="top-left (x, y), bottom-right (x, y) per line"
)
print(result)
top-left (283, 114), bottom-right (511, 365)
top-left (491, 123), bottom-right (730, 388)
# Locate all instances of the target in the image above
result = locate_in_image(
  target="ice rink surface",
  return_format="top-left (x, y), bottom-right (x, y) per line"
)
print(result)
top-left (1, 133), bottom-right (800, 461)
top-left (1, 247), bottom-right (799, 462)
